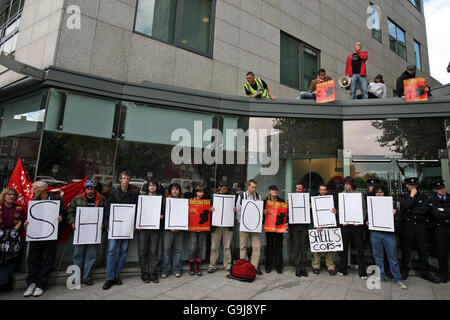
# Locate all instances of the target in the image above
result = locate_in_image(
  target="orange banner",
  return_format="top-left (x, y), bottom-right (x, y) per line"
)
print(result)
top-left (404, 77), bottom-right (428, 102)
top-left (264, 200), bottom-right (288, 233)
top-left (189, 199), bottom-right (211, 232)
top-left (316, 80), bottom-right (336, 103)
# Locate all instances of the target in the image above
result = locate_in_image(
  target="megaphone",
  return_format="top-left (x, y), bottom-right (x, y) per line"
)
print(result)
top-left (338, 76), bottom-right (351, 90)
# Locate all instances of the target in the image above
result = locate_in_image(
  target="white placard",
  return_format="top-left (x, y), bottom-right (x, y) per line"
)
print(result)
top-left (367, 196), bottom-right (395, 232)
top-left (339, 193), bottom-right (364, 225)
top-left (309, 228), bottom-right (343, 252)
top-left (164, 198), bottom-right (189, 231)
top-left (26, 200), bottom-right (60, 242)
top-left (239, 200), bottom-right (264, 233)
top-left (108, 204), bottom-right (136, 239)
top-left (311, 195), bottom-right (337, 228)
top-left (73, 207), bottom-right (103, 245)
top-left (136, 195), bottom-right (162, 230)
top-left (288, 193), bottom-right (311, 224)
top-left (211, 194), bottom-right (236, 227)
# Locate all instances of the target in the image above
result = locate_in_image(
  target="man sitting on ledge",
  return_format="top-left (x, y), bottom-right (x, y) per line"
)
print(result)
top-left (298, 69), bottom-right (332, 100)
top-left (244, 71), bottom-right (276, 100)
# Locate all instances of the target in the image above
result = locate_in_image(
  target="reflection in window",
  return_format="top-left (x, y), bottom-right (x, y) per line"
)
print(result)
top-left (388, 19), bottom-right (407, 59)
top-left (134, 0), bottom-right (215, 56)
top-left (414, 40), bottom-right (421, 71)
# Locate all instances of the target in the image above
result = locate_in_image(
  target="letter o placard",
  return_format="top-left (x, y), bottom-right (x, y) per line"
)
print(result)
top-left (241, 200), bottom-right (262, 232)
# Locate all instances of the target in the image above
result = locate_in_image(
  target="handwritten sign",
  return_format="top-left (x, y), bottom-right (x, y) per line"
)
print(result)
top-left (316, 80), bottom-right (336, 103)
top-left (26, 200), bottom-right (60, 241)
top-left (211, 194), bottom-right (235, 227)
top-left (309, 228), bottom-right (343, 252)
top-left (73, 207), bottom-right (103, 245)
top-left (189, 199), bottom-right (211, 232)
top-left (288, 193), bottom-right (310, 224)
top-left (264, 200), bottom-right (288, 233)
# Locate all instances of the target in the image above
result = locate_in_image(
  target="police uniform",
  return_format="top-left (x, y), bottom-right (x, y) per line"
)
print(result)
top-left (429, 180), bottom-right (450, 283)
top-left (399, 177), bottom-right (439, 283)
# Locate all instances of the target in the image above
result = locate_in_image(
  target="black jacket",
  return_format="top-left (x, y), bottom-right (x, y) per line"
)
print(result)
top-left (396, 70), bottom-right (431, 97)
top-left (429, 193), bottom-right (450, 225)
top-left (399, 191), bottom-right (430, 223)
top-left (104, 186), bottom-right (139, 229)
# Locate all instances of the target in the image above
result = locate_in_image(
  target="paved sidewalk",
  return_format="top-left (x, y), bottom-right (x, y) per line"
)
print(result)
top-left (1, 266), bottom-right (449, 300)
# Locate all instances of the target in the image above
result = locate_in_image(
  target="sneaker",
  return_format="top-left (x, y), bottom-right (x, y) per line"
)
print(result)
top-left (23, 283), bottom-right (36, 297)
top-left (33, 287), bottom-right (44, 297)
top-left (397, 282), bottom-right (408, 290)
top-left (175, 273), bottom-right (182, 278)
top-left (337, 272), bottom-right (346, 276)
top-left (102, 280), bottom-right (113, 290)
top-left (161, 274), bottom-right (168, 279)
top-left (360, 275), bottom-right (368, 280)
top-left (207, 266), bottom-right (216, 273)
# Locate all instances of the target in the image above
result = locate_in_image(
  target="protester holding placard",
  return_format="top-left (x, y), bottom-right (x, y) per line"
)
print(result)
top-left (67, 180), bottom-right (106, 286)
top-left (399, 177), bottom-right (439, 283)
top-left (311, 184), bottom-right (337, 276)
top-left (161, 183), bottom-right (185, 279)
top-left (396, 65), bottom-right (431, 99)
top-left (429, 180), bottom-right (450, 283)
top-left (188, 185), bottom-right (209, 276)
top-left (298, 69), bottom-right (332, 100)
top-left (236, 180), bottom-right (262, 275)
top-left (0, 188), bottom-right (24, 292)
top-left (263, 185), bottom-right (286, 274)
top-left (367, 185), bottom-right (407, 290)
top-left (102, 172), bottom-right (139, 290)
top-left (337, 177), bottom-right (367, 279)
top-left (23, 181), bottom-right (64, 297)
top-left (136, 180), bottom-right (164, 283)
top-left (208, 182), bottom-right (234, 273)
top-left (290, 183), bottom-right (310, 278)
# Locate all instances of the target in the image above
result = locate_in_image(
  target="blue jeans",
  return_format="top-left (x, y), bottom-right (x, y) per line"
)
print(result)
top-left (106, 239), bottom-right (129, 280)
top-left (350, 74), bottom-right (368, 100)
top-left (370, 231), bottom-right (403, 282)
top-left (299, 92), bottom-right (316, 100)
top-left (162, 230), bottom-right (184, 275)
top-left (72, 244), bottom-right (98, 282)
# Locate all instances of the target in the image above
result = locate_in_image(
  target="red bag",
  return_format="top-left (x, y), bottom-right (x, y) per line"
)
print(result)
top-left (227, 259), bottom-right (256, 282)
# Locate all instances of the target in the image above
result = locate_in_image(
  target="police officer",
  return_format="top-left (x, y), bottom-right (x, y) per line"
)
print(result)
top-left (365, 178), bottom-right (380, 198)
top-left (429, 180), bottom-right (450, 283)
top-left (399, 177), bottom-right (439, 283)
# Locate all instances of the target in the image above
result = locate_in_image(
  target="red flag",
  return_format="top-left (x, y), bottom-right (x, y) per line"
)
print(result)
top-left (7, 158), bottom-right (34, 238)
top-left (48, 177), bottom-right (87, 243)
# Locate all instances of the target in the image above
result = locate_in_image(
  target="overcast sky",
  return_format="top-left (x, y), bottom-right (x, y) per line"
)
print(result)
top-left (424, 0), bottom-right (450, 85)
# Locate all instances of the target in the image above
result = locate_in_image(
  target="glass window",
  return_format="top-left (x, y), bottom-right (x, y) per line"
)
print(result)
top-left (280, 32), bottom-right (320, 91)
top-left (369, 4), bottom-right (381, 42)
top-left (0, 92), bottom-right (45, 138)
top-left (414, 40), bottom-right (422, 71)
top-left (388, 19), bottom-right (407, 59)
top-left (134, 0), bottom-right (215, 56)
top-left (409, 0), bottom-right (422, 13)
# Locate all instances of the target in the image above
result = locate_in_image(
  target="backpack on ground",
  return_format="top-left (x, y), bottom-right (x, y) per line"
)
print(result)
top-left (227, 259), bottom-right (256, 282)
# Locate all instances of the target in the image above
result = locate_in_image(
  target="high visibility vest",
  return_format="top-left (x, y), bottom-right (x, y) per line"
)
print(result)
top-left (245, 78), bottom-right (269, 98)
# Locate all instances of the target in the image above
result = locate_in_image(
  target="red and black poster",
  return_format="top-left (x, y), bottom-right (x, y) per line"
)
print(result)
top-left (189, 199), bottom-right (211, 232)
top-left (404, 77), bottom-right (428, 102)
top-left (264, 200), bottom-right (288, 233)
top-left (316, 80), bottom-right (336, 103)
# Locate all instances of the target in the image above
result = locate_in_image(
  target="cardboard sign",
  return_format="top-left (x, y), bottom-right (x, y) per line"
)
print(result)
top-left (367, 196), bottom-right (395, 232)
top-left (189, 199), bottom-right (211, 232)
top-left (26, 200), bottom-right (60, 241)
top-left (108, 204), bottom-right (136, 239)
top-left (316, 80), bottom-right (336, 103)
top-left (239, 200), bottom-right (264, 233)
top-left (309, 228), bottom-right (343, 252)
top-left (264, 200), bottom-right (288, 233)
top-left (404, 77), bottom-right (428, 102)
top-left (311, 195), bottom-right (337, 228)
top-left (73, 207), bottom-right (103, 245)
top-left (211, 194), bottom-right (235, 227)
top-left (165, 198), bottom-right (189, 231)
top-left (288, 193), bottom-right (310, 224)
top-left (339, 193), bottom-right (364, 225)
top-left (136, 195), bottom-right (162, 230)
